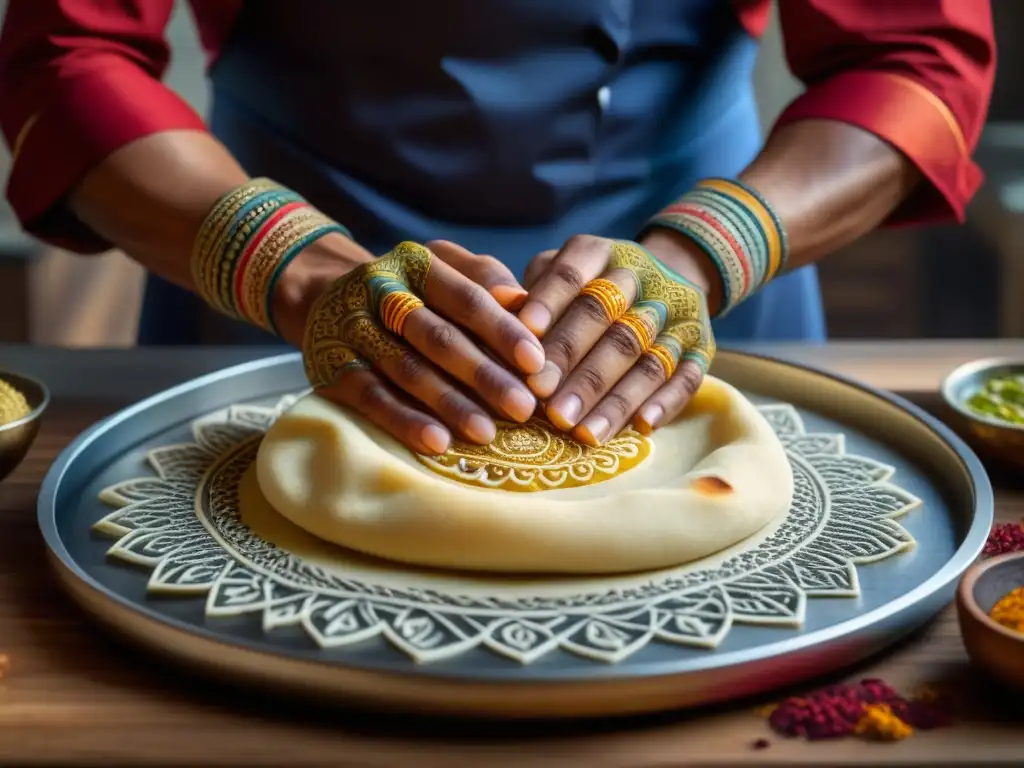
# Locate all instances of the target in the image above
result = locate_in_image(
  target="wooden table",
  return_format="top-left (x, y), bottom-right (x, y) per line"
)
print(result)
top-left (2, 342), bottom-right (1024, 767)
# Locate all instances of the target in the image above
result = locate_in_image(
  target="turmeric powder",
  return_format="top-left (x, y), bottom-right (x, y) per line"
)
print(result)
top-left (854, 703), bottom-right (914, 741)
top-left (0, 379), bottom-right (30, 426)
top-left (989, 586), bottom-right (1024, 632)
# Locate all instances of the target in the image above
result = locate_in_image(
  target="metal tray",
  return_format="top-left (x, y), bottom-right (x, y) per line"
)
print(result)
top-left (38, 350), bottom-right (993, 719)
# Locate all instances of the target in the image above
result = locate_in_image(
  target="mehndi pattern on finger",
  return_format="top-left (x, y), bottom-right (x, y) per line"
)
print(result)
top-left (302, 242), bottom-right (434, 389)
top-left (605, 241), bottom-right (714, 372)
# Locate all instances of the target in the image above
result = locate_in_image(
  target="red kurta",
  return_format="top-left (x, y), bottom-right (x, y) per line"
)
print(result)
top-left (0, 0), bottom-right (995, 253)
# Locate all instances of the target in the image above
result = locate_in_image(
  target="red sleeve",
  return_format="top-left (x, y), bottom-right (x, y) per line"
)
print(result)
top-left (774, 0), bottom-right (995, 226)
top-left (0, 1), bottom-right (209, 253)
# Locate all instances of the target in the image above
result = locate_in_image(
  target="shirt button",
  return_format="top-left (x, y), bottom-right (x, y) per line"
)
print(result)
top-left (597, 86), bottom-right (611, 112)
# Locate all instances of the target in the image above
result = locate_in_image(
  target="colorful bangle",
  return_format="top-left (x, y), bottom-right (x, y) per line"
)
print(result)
top-left (191, 179), bottom-right (351, 335)
top-left (639, 177), bottom-right (787, 317)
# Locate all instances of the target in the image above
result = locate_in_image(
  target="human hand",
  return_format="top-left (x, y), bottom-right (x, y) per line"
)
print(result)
top-left (285, 239), bottom-right (544, 455)
top-left (517, 235), bottom-right (717, 445)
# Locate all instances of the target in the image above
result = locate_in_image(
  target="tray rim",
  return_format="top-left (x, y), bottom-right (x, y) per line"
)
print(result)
top-left (36, 349), bottom-right (994, 712)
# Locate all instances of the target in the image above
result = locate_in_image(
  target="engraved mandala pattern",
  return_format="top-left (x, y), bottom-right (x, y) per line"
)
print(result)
top-left (94, 397), bottom-right (921, 665)
top-left (415, 417), bottom-right (652, 491)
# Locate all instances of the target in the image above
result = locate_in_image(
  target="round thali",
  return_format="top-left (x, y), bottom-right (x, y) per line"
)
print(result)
top-left (38, 350), bottom-right (993, 719)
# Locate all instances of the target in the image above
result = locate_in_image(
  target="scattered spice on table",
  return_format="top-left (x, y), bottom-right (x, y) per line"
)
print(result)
top-left (983, 520), bottom-right (1024, 558)
top-left (966, 374), bottom-right (1024, 425)
top-left (759, 678), bottom-right (952, 742)
top-left (989, 586), bottom-right (1024, 633)
top-left (0, 378), bottom-right (30, 426)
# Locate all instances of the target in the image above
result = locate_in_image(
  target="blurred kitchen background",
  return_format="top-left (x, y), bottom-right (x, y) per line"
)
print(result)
top-left (0, 2), bottom-right (1019, 346)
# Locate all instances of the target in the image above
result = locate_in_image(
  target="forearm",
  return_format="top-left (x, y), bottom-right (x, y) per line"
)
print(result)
top-left (642, 120), bottom-right (921, 314)
top-left (737, 120), bottom-right (920, 269)
top-left (69, 130), bottom-right (374, 345)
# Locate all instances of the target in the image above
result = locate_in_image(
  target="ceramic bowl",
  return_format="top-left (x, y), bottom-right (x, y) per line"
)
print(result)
top-left (957, 551), bottom-right (1024, 688)
top-left (940, 357), bottom-right (1024, 468)
top-left (0, 369), bottom-right (49, 483)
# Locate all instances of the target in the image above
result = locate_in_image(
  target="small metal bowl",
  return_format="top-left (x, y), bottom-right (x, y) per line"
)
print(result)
top-left (957, 552), bottom-right (1024, 689)
top-left (0, 370), bottom-right (49, 483)
top-left (940, 357), bottom-right (1024, 468)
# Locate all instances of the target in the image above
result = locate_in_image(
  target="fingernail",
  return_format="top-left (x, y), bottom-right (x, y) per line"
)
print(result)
top-left (421, 424), bottom-right (450, 454)
top-left (577, 415), bottom-right (610, 446)
top-left (527, 362), bottom-right (562, 398)
top-left (465, 414), bottom-right (497, 444)
top-left (502, 387), bottom-right (537, 422)
top-left (519, 303), bottom-right (552, 336)
top-left (491, 284), bottom-right (529, 309)
top-left (514, 338), bottom-right (545, 374)
top-left (548, 393), bottom-right (582, 430)
top-left (636, 404), bottom-right (664, 435)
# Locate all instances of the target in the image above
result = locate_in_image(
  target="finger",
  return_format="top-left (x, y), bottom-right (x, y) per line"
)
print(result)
top-left (572, 353), bottom-right (668, 447)
top-left (427, 240), bottom-right (527, 310)
top-left (422, 255), bottom-right (545, 376)
top-left (517, 235), bottom-right (610, 337)
top-left (544, 308), bottom-right (655, 432)
top-left (402, 307), bottom-right (538, 422)
top-left (319, 364), bottom-right (452, 455)
top-left (524, 249), bottom-right (557, 290)
top-left (526, 270), bottom-right (639, 399)
top-left (346, 314), bottom-right (498, 444)
top-left (634, 357), bottom-right (707, 436)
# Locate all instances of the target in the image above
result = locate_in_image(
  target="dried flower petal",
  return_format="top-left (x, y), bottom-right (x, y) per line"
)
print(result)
top-left (983, 522), bottom-right (1024, 557)
top-left (760, 678), bottom-right (952, 743)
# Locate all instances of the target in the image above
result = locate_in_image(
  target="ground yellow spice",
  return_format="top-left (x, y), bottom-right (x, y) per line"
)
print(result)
top-left (759, 678), bottom-right (951, 742)
top-left (0, 378), bottom-right (30, 426)
top-left (854, 703), bottom-right (914, 741)
top-left (989, 586), bottom-right (1024, 632)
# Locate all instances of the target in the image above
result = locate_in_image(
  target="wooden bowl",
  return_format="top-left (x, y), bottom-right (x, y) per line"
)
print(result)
top-left (957, 551), bottom-right (1024, 688)
top-left (0, 370), bottom-right (49, 483)
top-left (940, 358), bottom-right (1024, 469)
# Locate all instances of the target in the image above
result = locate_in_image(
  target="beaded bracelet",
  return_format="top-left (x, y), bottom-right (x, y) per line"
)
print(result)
top-left (191, 179), bottom-right (351, 335)
top-left (639, 177), bottom-right (788, 317)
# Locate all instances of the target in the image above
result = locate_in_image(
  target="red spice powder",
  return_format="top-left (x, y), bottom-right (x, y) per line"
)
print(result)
top-left (983, 521), bottom-right (1024, 558)
top-left (763, 679), bottom-right (951, 742)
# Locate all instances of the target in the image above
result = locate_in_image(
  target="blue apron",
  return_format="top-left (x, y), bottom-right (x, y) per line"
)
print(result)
top-left (139, 0), bottom-right (826, 345)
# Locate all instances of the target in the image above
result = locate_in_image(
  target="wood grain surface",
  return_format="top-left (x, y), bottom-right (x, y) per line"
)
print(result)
top-left (2, 344), bottom-right (1024, 767)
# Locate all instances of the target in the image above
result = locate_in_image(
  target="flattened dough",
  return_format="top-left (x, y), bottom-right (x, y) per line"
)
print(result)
top-left (256, 377), bottom-right (793, 574)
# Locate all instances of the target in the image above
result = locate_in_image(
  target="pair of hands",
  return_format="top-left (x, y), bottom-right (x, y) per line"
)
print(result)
top-left (305, 234), bottom-right (716, 455)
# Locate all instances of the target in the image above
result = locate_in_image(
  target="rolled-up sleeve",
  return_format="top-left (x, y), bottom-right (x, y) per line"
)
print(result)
top-left (775, 0), bottom-right (996, 226)
top-left (0, 1), bottom-right (208, 252)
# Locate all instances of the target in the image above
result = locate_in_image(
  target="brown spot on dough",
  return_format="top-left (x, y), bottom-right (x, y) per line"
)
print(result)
top-left (690, 475), bottom-right (734, 497)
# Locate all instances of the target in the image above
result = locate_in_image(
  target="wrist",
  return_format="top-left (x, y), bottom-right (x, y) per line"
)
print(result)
top-left (272, 232), bottom-right (375, 347)
top-left (639, 228), bottom-right (724, 316)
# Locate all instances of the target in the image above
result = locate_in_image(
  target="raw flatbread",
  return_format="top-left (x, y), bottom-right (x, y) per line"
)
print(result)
top-left (256, 376), bottom-right (793, 574)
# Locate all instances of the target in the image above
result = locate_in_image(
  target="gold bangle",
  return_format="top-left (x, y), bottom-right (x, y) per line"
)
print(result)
top-left (194, 178), bottom-right (276, 267)
top-left (378, 290), bottom-right (425, 336)
top-left (580, 277), bottom-right (630, 323)
top-left (239, 208), bottom-right (335, 330)
top-left (191, 178), bottom-right (279, 312)
top-left (615, 310), bottom-right (657, 352)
